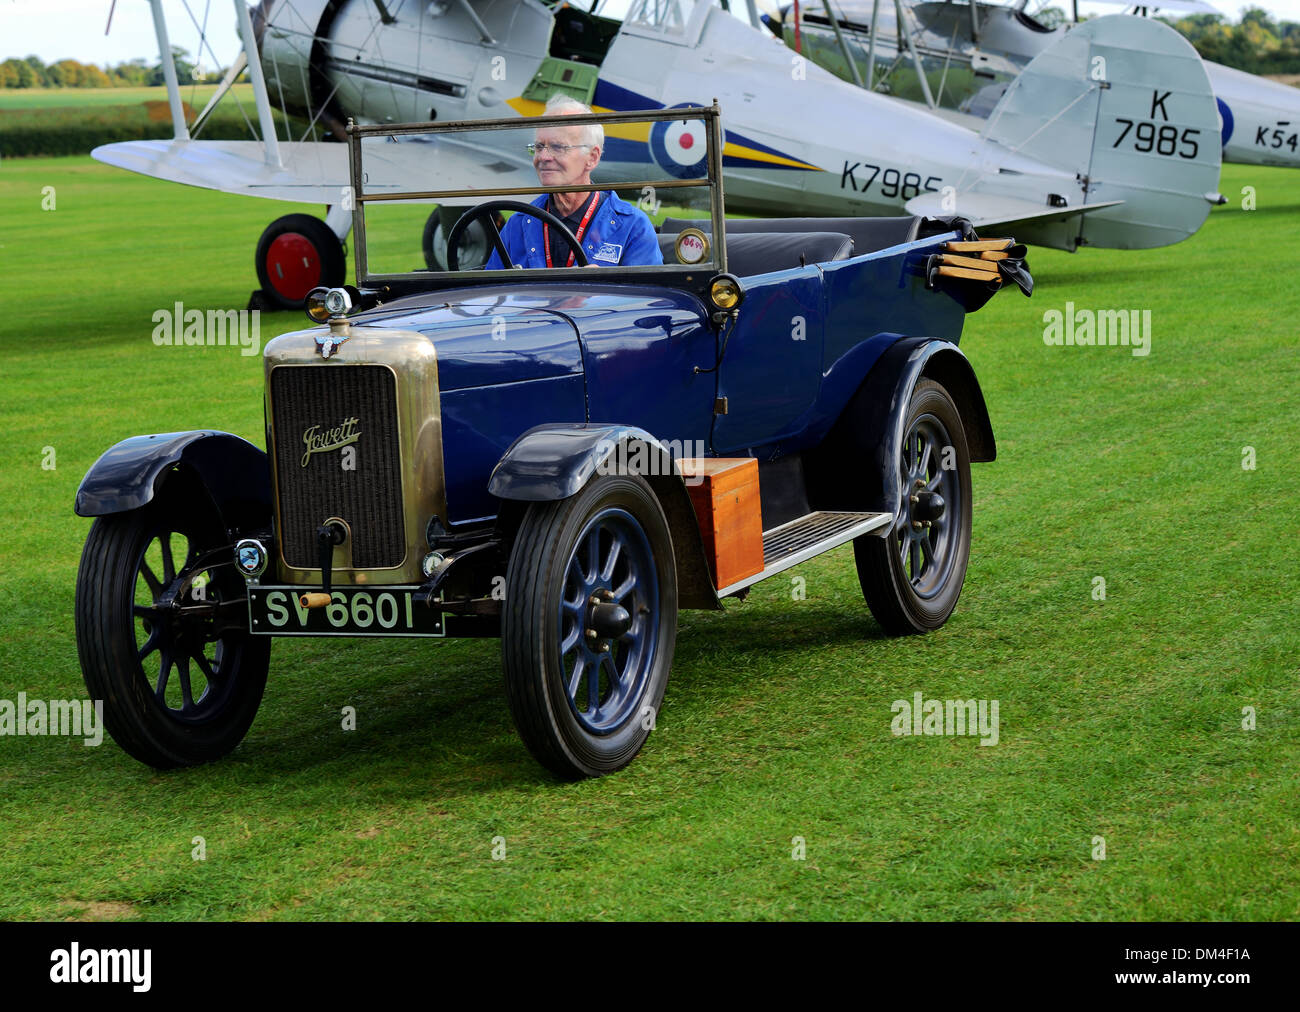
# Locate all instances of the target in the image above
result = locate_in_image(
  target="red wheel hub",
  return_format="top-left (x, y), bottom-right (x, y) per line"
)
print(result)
top-left (265, 233), bottom-right (321, 302)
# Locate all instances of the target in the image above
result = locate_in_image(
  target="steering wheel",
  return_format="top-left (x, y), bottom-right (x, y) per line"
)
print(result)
top-left (445, 199), bottom-right (591, 270)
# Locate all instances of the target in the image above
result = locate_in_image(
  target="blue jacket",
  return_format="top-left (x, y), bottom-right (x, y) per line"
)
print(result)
top-left (485, 190), bottom-right (663, 270)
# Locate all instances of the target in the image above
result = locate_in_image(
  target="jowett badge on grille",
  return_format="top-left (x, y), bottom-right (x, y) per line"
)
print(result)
top-left (301, 416), bottom-right (361, 467)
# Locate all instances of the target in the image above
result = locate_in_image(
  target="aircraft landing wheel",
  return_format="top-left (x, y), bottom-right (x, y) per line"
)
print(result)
top-left (423, 206), bottom-right (499, 271)
top-left (255, 213), bottom-right (346, 310)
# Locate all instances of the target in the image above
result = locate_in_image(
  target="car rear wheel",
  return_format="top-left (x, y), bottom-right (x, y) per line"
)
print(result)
top-left (75, 481), bottom-right (270, 768)
top-left (855, 378), bottom-right (973, 635)
top-left (501, 474), bottom-right (677, 779)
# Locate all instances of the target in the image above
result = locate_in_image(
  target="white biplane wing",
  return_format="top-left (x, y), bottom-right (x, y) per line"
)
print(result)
top-left (91, 0), bottom-right (538, 206)
top-left (93, 139), bottom-right (349, 204)
top-left (91, 135), bottom-right (538, 205)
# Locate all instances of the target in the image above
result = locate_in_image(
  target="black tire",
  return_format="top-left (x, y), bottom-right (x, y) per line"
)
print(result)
top-left (422, 207), bottom-right (450, 270)
top-left (501, 474), bottom-right (677, 779)
top-left (855, 378), bottom-right (973, 635)
top-left (74, 479), bottom-right (271, 769)
top-left (254, 213), bottom-right (346, 310)
top-left (446, 200), bottom-right (587, 270)
top-left (422, 206), bottom-right (495, 270)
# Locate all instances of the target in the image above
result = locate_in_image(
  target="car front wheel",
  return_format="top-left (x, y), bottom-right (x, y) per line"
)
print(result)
top-left (855, 378), bottom-right (973, 635)
top-left (74, 481), bottom-right (270, 768)
top-left (501, 474), bottom-right (677, 779)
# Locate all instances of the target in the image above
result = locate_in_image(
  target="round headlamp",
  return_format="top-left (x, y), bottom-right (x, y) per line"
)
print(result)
top-left (709, 274), bottom-right (744, 312)
top-left (305, 287), bottom-right (332, 323)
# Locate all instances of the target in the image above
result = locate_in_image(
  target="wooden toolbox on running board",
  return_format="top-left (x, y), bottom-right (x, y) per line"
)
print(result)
top-left (678, 458), bottom-right (765, 589)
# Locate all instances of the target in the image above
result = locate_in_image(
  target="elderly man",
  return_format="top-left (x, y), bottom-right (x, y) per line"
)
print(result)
top-left (484, 95), bottom-right (663, 269)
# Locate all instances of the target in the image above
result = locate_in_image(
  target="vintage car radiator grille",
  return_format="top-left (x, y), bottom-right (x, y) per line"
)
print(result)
top-left (271, 365), bottom-right (406, 570)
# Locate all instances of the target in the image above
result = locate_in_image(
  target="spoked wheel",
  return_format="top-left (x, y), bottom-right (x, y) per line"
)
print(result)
top-left (254, 213), bottom-right (346, 309)
top-left (855, 378), bottom-right (972, 635)
top-left (502, 474), bottom-right (677, 779)
top-left (75, 482), bottom-right (270, 768)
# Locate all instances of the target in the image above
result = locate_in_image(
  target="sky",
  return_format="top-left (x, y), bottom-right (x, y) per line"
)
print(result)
top-left (2, 0), bottom-right (1299, 67)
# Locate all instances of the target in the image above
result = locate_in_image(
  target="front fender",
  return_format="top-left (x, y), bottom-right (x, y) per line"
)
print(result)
top-left (489, 424), bottom-right (721, 610)
top-left (488, 423), bottom-right (667, 502)
top-left (75, 430), bottom-right (272, 534)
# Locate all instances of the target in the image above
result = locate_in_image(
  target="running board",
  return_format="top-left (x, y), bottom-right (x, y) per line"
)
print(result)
top-left (716, 510), bottom-right (893, 598)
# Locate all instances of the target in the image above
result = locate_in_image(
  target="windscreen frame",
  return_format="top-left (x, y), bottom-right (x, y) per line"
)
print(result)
top-left (346, 103), bottom-right (727, 286)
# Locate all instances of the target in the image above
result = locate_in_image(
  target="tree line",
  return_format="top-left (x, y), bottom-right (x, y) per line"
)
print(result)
top-left (0, 48), bottom-right (213, 89)
top-left (4, 8), bottom-right (1300, 88)
top-left (1161, 7), bottom-right (1300, 76)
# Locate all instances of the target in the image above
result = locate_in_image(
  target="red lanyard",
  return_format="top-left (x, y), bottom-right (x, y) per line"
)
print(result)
top-left (544, 193), bottom-right (601, 268)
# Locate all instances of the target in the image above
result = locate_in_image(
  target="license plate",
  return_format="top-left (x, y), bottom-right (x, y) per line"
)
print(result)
top-left (248, 586), bottom-right (444, 637)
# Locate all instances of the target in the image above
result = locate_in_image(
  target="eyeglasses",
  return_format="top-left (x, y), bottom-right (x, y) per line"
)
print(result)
top-left (527, 142), bottom-right (592, 156)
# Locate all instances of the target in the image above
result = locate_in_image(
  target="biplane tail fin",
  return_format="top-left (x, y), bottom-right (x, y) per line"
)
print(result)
top-left (909, 15), bottom-right (1222, 250)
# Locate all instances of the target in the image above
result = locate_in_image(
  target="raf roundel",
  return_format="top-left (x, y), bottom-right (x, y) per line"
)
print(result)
top-left (650, 105), bottom-right (709, 178)
top-left (1216, 96), bottom-right (1234, 147)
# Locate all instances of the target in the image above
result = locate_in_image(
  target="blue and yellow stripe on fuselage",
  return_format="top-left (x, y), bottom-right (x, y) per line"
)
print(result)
top-left (506, 80), bottom-right (822, 173)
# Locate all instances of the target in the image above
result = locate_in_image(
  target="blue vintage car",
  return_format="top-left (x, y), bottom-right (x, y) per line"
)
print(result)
top-left (74, 105), bottom-right (1028, 778)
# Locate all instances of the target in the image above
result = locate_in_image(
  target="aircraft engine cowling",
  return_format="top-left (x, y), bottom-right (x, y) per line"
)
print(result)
top-left (255, 0), bottom-right (553, 134)
top-left (255, 0), bottom-right (344, 137)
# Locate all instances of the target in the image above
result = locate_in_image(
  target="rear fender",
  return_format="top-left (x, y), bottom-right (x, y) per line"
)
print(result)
top-left (806, 339), bottom-right (995, 522)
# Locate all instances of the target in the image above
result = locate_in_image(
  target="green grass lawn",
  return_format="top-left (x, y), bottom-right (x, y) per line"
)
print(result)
top-left (0, 84), bottom-right (308, 157)
top-left (0, 84), bottom-right (261, 110)
top-left (0, 156), bottom-right (1297, 921)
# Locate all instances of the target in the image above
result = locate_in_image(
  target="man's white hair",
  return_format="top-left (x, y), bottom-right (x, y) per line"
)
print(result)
top-left (544, 93), bottom-right (603, 150)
